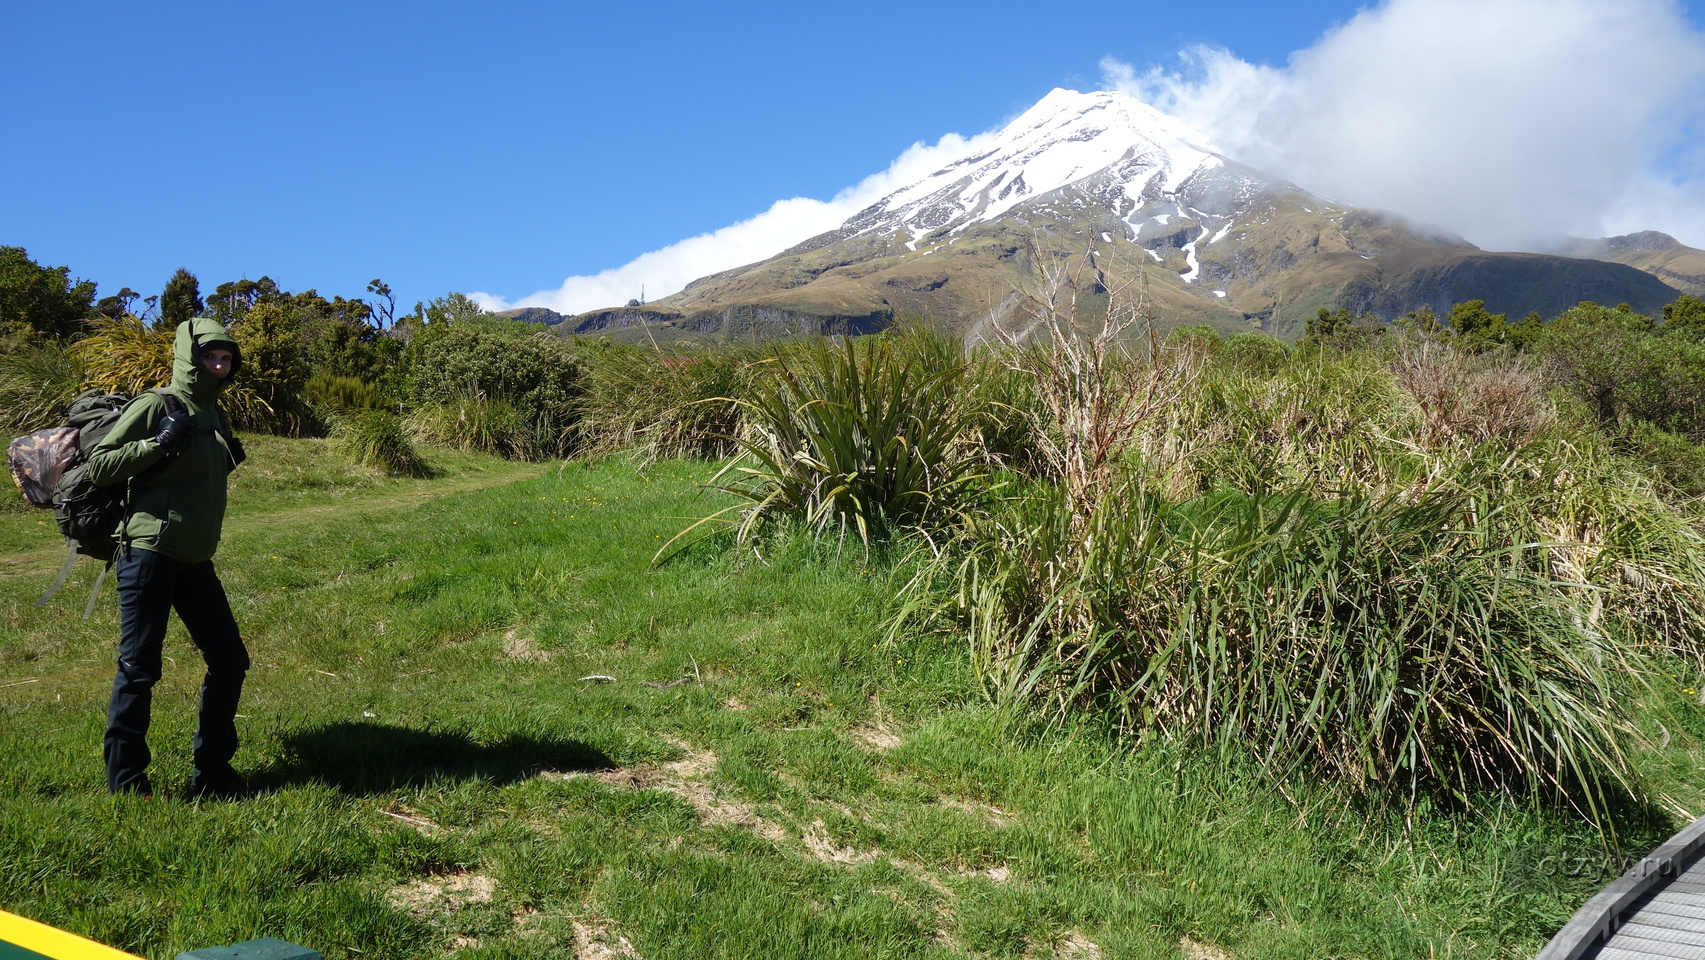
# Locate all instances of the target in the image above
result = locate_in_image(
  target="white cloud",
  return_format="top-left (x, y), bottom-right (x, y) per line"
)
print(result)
top-left (1104, 0), bottom-right (1705, 251)
top-left (472, 132), bottom-right (996, 316)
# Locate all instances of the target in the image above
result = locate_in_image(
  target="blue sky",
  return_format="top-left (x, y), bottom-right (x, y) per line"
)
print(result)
top-left (3, 1), bottom-right (1703, 315)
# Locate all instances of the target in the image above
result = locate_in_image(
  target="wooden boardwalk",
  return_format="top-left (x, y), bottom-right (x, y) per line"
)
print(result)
top-left (1537, 814), bottom-right (1705, 959)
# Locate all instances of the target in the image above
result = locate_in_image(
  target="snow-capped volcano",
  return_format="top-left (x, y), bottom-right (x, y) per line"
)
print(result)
top-left (841, 89), bottom-right (1227, 248)
top-left (795, 87), bottom-right (1310, 291)
top-left (570, 89), bottom-right (1688, 341)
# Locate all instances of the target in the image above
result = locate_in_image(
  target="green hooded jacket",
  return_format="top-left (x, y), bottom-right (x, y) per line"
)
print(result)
top-left (86, 318), bottom-right (244, 564)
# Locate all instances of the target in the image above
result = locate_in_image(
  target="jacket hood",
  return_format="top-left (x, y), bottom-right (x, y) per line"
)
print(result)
top-left (171, 318), bottom-right (242, 406)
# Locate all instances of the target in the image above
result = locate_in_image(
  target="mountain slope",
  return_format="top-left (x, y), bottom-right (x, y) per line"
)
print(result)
top-left (1559, 232), bottom-right (1705, 298)
top-left (564, 89), bottom-right (1683, 341)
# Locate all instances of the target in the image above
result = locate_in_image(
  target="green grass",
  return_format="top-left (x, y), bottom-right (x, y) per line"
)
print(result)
top-left (1, 438), bottom-right (1701, 959)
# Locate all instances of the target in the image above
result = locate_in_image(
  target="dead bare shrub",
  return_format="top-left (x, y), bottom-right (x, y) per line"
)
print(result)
top-left (1392, 340), bottom-right (1549, 446)
top-left (990, 245), bottom-right (1195, 525)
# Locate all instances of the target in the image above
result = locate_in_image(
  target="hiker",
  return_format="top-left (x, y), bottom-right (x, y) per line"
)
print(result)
top-left (86, 318), bottom-right (250, 798)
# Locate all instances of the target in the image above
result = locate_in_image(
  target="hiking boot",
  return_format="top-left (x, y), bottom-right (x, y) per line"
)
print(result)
top-left (111, 775), bottom-right (153, 798)
top-left (187, 768), bottom-right (252, 800)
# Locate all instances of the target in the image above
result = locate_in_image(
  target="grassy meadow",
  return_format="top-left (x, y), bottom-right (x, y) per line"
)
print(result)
top-left (10, 291), bottom-right (1705, 959)
top-left (1, 433), bottom-right (1701, 960)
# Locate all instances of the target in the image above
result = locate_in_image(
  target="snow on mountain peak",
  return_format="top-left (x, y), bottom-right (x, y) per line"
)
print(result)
top-left (840, 88), bottom-right (1228, 245)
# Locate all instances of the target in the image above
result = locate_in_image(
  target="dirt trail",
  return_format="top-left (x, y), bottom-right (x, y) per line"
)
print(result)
top-left (0, 463), bottom-right (545, 578)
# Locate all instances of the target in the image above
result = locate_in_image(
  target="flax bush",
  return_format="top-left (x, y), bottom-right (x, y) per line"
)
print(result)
top-left (695, 325), bottom-right (984, 552)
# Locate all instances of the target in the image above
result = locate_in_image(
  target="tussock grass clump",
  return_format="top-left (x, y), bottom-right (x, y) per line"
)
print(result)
top-left (924, 472), bottom-right (1641, 817)
top-left (0, 334), bottom-right (84, 433)
top-left (407, 394), bottom-right (534, 460)
top-left (701, 325), bottom-right (983, 551)
top-left (70, 314), bottom-right (173, 396)
top-left (1391, 339), bottom-right (1552, 447)
top-left (891, 317), bottom-right (1705, 820)
top-left (331, 408), bottom-right (431, 477)
top-left (303, 372), bottom-right (381, 412)
top-left (579, 344), bottom-right (756, 460)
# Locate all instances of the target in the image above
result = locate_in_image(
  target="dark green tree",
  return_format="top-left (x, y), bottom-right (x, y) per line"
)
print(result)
top-left (425, 292), bottom-right (486, 325)
top-left (1399, 304), bottom-right (1444, 338)
top-left (1304, 307), bottom-right (1382, 351)
top-left (206, 276), bottom-right (283, 322)
top-left (288, 289), bottom-right (388, 383)
top-left (159, 268), bottom-right (204, 329)
top-left (1307, 307), bottom-right (1355, 340)
top-left (93, 287), bottom-right (142, 319)
top-left (1662, 295), bottom-right (1705, 340)
top-left (0, 246), bottom-right (97, 338)
top-left (1446, 300), bottom-right (1508, 352)
top-left (1504, 311), bottom-right (1545, 352)
top-left (366, 279), bottom-right (395, 329)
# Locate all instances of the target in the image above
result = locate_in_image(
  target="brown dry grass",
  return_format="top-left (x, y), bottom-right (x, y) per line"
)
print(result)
top-left (385, 872), bottom-right (496, 917)
top-left (594, 739), bottom-right (787, 843)
top-left (1391, 339), bottom-right (1550, 446)
top-left (572, 919), bottom-right (643, 959)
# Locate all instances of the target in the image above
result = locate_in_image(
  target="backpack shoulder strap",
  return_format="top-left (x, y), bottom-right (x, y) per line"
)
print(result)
top-left (151, 387), bottom-right (187, 420)
top-left (150, 386), bottom-right (232, 440)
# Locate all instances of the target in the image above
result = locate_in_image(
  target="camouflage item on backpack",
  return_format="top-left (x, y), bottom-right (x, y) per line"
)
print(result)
top-left (7, 427), bottom-right (79, 508)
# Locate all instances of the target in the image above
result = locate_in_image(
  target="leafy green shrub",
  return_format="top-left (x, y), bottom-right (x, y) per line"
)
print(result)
top-left (701, 328), bottom-right (982, 550)
top-left (1219, 332), bottom-right (1289, 374)
top-left (405, 325), bottom-right (584, 460)
top-left (1163, 324), bottom-right (1223, 355)
top-left (1622, 420), bottom-right (1705, 499)
top-left (331, 408), bottom-right (430, 477)
top-left (1537, 302), bottom-right (1705, 438)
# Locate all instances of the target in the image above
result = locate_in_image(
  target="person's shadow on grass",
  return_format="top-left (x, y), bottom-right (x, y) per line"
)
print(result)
top-left (265, 720), bottom-right (616, 794)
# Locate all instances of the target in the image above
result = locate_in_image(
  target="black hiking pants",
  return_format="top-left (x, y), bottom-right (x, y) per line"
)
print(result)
top-left (105, 547), bottom-right (249, 794)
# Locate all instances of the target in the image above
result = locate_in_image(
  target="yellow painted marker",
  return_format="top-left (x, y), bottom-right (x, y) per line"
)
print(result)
top-left (0, 910), bottom-right (142, 960)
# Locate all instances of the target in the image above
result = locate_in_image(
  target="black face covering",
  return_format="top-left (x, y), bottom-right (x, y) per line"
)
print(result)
top-left (172, 320), bottom-right (243, 405)
top-left (193, 336), bottom-right (243, 382)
